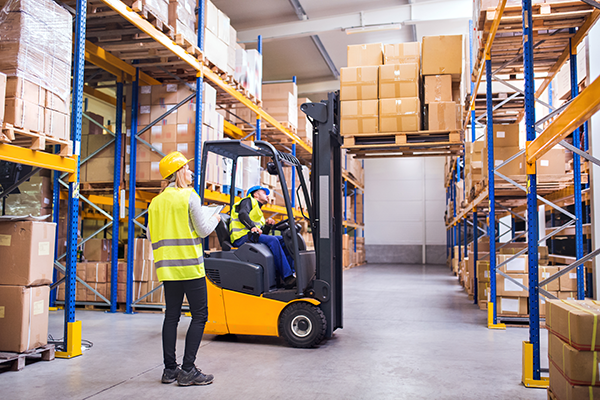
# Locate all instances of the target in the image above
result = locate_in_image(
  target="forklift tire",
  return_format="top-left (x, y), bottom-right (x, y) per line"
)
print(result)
top-left (279, 302), bottom-right (326, 348)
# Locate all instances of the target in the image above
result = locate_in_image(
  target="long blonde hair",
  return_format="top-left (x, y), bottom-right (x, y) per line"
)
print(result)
top-left (174, 167), bottom-right (189, 189)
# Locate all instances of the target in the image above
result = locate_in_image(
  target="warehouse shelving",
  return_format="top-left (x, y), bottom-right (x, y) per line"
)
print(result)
top-left (0, 0), bottom-right (317, 354)
top-left (446, 0), bottom-right (600, 388)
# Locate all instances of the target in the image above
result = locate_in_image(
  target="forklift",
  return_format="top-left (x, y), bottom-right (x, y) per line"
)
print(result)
top-left (199, 92), bottom-right (343, 348)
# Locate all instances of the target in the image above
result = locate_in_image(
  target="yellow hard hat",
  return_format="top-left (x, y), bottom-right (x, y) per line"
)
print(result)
top-left (159, 151), bottom-right (192, 179)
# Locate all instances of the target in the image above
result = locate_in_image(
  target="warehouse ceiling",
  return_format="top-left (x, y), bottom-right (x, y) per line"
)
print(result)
top-left (212, 0), bottom-right (472, 101)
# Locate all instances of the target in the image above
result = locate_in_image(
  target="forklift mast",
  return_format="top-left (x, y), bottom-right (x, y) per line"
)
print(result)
top-left (301, 91), bottom-right (343, 336)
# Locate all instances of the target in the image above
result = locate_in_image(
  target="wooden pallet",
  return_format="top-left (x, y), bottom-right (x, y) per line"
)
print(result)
top-left (205, 181), bottom-right (222, 193)
top-left (174, 34), bottom-right (202, 58)
top-left (0, 344), bottom-right (55, 372)
top-left (125, 0), bottom-right (174, 39)
top-left (342, 130), bottom-right (463, 147)
top-left (0, 123), bottom-right (73, 156)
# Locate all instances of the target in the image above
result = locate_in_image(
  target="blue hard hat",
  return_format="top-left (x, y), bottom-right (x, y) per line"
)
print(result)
top-left (247, 185), bottom-right (270, 196)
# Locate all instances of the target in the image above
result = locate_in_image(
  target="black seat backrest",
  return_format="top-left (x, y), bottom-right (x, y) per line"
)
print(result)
top-left (215, 214), bottom-right (233, 251)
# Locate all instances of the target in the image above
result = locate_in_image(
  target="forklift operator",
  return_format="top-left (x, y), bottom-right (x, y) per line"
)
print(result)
top-left (230, 186), bottom-right (296, 289)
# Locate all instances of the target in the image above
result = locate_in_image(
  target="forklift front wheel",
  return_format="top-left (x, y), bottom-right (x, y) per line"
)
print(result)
top-left (279, 302), bottom-right (326, 348)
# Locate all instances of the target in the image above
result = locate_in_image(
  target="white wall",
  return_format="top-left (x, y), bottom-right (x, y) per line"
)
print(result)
top-left (364, 157), bottom-right (446, 251)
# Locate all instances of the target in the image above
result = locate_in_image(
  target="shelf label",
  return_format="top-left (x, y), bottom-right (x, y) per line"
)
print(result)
top-left (0, 234), bottom-right (11, 246)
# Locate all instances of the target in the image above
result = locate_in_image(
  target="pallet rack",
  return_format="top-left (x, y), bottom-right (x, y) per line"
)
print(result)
top-left (446, 0), bottom-right (600, 388)
top-left (0, 0), bottom-right (321, 356)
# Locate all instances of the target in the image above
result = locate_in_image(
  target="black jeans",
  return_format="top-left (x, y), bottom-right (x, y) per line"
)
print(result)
top-left (162, 277), bottom-right (208, 371)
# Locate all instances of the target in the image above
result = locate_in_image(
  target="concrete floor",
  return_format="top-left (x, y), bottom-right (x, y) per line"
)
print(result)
top-left (0, 263), bottom-right (548, 399)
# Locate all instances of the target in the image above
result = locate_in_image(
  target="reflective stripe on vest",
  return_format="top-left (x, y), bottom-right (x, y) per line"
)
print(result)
top-left (230, 195), bottom-right (265, 243)
top-left (148, 187), bottom-right (205, 281)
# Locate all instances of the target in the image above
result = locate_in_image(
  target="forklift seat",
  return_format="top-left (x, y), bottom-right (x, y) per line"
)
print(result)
top-left (215, 213), bottom-right (233, 251)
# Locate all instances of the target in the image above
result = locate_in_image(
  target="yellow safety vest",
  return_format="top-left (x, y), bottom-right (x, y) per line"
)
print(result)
top-left (230, 195), bottom-right (265, 243)
top-left (148, 187), bottom-right (205, 281)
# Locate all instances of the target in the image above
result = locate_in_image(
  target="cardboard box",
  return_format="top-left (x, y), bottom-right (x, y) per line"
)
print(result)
top-left (424, 75), bottom-right (452, 103)
top-left (134, 238), bottom-right (154, 260)
top-left (45, 91), bottom-right (69, 114)
top-left (493, 146), bottom-right (525, 176)
top-left (150, 124), bottom-right (178, 143)
top-left (539, 266), bottom-right (560, 292)
top-left (340, 66), bottom-right (378, 101)
top-left (379, 98), bottom-right (420, 133)
top-left (0, 285), bottom-right (49, 352)
top-left (549, 358), bottom-right (600, 400)
top-left (548, 332), bottom-right (600, 386)
top-left (5, 77), bottom-right (45, 105)
top-left (86, 262), bottom-right (109, 283)
top-left (83, 238), bottom-right (111, 262)
top-left (537, 147), bottom-right (566, 176)
top-left (86, 282), bottom-right (108, 302)
top-left (133, 259), bottom-right (152, 282)
top-left (497, 254), bottom-right (527, 274)
top-left (492, 124), bottom-right (520, 148)
top-left (558, 291), bottom-right (578, 300)
top-left (150, 104), bottom-right (178, 126)
top-left (383, 42), bottom-right (420, 66)
top-left (477, 260), bottom-right (490, 282)
top-left (421, 35), bottom-right (463, 80)
top-left (85, 157), bottom-right (115, 183)
top-left (379, 63), bottom-right (419, 99)
top-left (497, 296), bottom-right (528, 315)
top-left (478, 281), bottom-right (489, 302)
top-left (44, 109), bottom-right (70, 140)
top-left (427, 102), bottom-right (457, 131)
top-left (0, 221), bottom-right (56, 286)
top-left (347, 43), bottom-right (383, 67)
top-left (497, 274), bottom-right (529, 297)
top-left (546, 299), bottom-right (600, 351)
top-left (4, 97), bottom-right (44, 132)
top-left (340, 100), bottom-right (378, 135)
top-left (146, 280), bottom-right (164, 303)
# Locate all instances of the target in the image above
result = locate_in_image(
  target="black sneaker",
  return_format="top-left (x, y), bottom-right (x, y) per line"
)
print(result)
top-left (283, 275), bottom-right (296, 289)
top-left (161, 366), bottom-right (181, 384)
top-left (177, 366), bottom-right (214, 386)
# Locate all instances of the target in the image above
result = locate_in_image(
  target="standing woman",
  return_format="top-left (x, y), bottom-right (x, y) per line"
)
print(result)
top-left (148, 152), bottom-right (220, 386)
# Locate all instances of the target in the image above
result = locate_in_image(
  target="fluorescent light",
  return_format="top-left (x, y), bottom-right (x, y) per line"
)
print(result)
top-left (345, 24), bottom-right (402, 35)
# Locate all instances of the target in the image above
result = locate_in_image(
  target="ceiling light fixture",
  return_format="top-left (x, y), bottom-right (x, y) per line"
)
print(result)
top-left (344, 23), bottom-right (402, 35)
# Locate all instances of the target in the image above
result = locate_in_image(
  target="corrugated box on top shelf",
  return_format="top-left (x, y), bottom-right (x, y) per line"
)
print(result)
top-left (421, 35), bottom-right (463, 80)
top-left (546, 299), bottom-right (600, 351)
top-left (347, 43), bottom-right (383, 67)
top-left (246, 49), bottom-right (262, 101)
top-left (0, 285), bottom-right (50, 353)
top-left (340, 100), bottom-right (378, 135)
top-left (340, 66), bottom-right (378, 101)
top-left (383, 42), bottom-right (420, 66)
top-left (204, 28), bottom-right (229, 73)
top-left (424, 75), bottom-right (452, 104)
top-left (427, 102), bottom-right (457, 131)
top-left (379, 63), bottom-right (419, 99)
top-left (379, 98), bottom-right (420, 133)
top-left (497, 296), bottom-right (528, 315)
top-left (168, 0), bottom-right (197, 47)
top-left (496, 273), bottom-right (528, 297)
top-left (0, 220), bottom-right (56, 286)
top-left (548, 345), bottom-right (600, 400)
top-left (123, 0), bottom-right (169, 22)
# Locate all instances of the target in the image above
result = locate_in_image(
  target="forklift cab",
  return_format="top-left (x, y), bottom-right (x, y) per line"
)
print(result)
top-left (198, 92), bottom-right (343, 348)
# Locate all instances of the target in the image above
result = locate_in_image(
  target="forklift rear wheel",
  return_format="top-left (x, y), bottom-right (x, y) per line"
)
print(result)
top-left (279, 302), bottom-right (326, 348)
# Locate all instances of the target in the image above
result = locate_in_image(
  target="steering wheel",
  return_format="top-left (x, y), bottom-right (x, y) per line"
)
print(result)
top-left (272, 218), bottom-right (290, 232)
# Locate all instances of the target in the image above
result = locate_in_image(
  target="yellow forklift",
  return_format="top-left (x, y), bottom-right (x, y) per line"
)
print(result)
top-left (199, 92), bottom-right (343, 347)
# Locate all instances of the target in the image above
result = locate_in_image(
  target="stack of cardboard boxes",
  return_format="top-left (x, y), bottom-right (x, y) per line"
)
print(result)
top-left (340, 36), bottom-right (463, 137)
top-left (0, 0), bottom-right (71, 141)
top-left (168, 0), bottom-right (197, 48)
top-left (237, 82), bottom-right (298, 132)
top-left (3, 170), bottom-right (53, 217)
top-left (123, 82), bottom-right (224, 184)
top-left (547, 300), bottom-right (600, 399)
top-left (0, 220), bottom-right (56, 352)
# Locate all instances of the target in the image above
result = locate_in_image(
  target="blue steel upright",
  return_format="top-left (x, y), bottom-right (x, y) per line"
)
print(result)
top-left (65, 0), bottom-right (87, 345)
top-left (292, 143), bottom-right (296, 207)
top-left (523, 0), bottom-right (541, 380)
top-left (469, 19), bottom-right (477, 142)
top-left (486, 55), bottom-right (497, 324)
top-left (473, 210), bottom-right (478, 305)
top-left (110, 81), bottom-right (124, 312)
top-left (194, 0), bottom-right (205, 194)
top-left (569, 29), bottom-right (585, 300)
top-left (126, 69), bottom-right (140, 314)
top-left (256, 35), bottom-right (262, 141)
